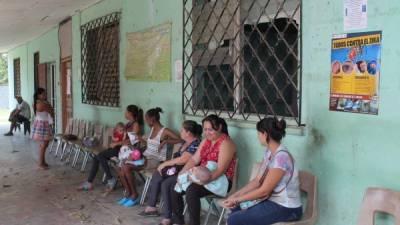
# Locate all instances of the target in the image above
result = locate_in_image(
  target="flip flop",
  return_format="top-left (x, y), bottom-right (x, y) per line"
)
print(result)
top-left (77, 181), bottom-right (93, 191)
top-left (117, 197), bottom-right (129, 205)
top-left (123, 198), bottom-right (139, 207)
top-left (138, 210), bottom-right (160, 217)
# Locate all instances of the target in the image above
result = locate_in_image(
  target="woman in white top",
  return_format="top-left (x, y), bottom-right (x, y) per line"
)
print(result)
top-left (31, 88), bottom-right (54, 170)
top-left (118, 107), bottom-right (181, 207)
top-left (223, 117), bottom-right (302, 225)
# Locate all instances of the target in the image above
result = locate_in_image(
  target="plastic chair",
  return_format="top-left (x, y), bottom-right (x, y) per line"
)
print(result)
top-left (71, 121), bottom-right (95, 168)
top-left (82, 126), bottom-right (112, 172)
top-left (65, 120), bottom-right (87, 164)
top-left (50, 118), bottom-right (73, 155)
top-left (356, 187), bottom-right (400, 225)
top-left (273, 170), bottom-right (318, 225)
top-left (60, 119), bottom-right (80, 160)
top-left (139, 143), bottom-right (182, 205)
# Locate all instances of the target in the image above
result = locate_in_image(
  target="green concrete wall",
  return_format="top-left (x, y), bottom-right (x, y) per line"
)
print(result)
top-left (7, 0), bottom-right (400, 225)
top-left (8, 28), bottom-right (61, 130)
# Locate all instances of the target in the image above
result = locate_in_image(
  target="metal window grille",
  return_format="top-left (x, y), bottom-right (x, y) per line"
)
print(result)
top-left (13, 58), bottom-right (21, 97)
top-left (183, 0), bottom-right (302, 125)
top-left (81, 12), bottom-right (120, 107)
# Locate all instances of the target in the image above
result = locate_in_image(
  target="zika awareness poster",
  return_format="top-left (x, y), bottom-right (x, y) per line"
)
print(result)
top-left (330, 31), bottom-right (381, 115)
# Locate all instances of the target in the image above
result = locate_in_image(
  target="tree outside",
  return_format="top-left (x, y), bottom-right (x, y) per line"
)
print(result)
top-left (0, 54), bottom-right (8, 84)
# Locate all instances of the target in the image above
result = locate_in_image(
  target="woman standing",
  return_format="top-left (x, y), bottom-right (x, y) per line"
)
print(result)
top-left (223, 118), bottom-right (302, 225)
top-left (31, 88), bottom-right (54, 170)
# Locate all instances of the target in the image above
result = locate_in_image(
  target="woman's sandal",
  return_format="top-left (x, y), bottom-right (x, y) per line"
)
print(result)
top-left (77, 181), bottom-right (93, 191)
top-left (138, 210), bottom-right (160, 217)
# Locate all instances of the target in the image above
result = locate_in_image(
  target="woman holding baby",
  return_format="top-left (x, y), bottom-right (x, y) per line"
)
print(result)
top-left (139, 120), bottom-right (203, 225)
top-left (170, 114), bottom-right (237, 225)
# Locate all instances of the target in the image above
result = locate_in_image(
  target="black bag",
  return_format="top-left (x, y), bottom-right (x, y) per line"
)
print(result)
top-left (161, 165), bottom-right (183, 178)
top-left (63, 134), bottom-right (78, 141)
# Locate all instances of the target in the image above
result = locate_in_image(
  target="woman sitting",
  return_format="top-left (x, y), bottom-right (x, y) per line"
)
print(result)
top-left (78, 105), bottom-right (143, 191)
top-left (170, 114), bottom-right (237, 225)
top-left (223, 117), bottom-right (302, 225)
top-left (118, 107), bottom-right (181, 207)
top-left (139, 120), bottom-right (202, 225)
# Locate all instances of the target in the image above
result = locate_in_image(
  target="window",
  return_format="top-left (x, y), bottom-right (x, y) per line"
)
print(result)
top-left (81, 12), bottom-right (120, 107)
top-left (13, 58), bottom-right (21, 97)
top-left (183, 0), bottom-right (302, 125)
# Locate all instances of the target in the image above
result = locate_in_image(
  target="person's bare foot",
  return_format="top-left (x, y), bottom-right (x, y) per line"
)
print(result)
top-left (159, 218), bottom-right (171, 225)
top-left (38, 164), bottom-right (49, 170)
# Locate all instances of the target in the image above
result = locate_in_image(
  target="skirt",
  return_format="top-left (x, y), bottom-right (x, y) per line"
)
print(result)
top-left (31, 119), bottom-right (53, 141)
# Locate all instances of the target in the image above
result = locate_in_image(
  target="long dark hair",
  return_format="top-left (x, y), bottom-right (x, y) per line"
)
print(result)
top-left (126, 105), bottom-right (144, 126)
top-left (256, 117), bottom-right (287, 143)
top-left (183, 120), bottom-right (202, 138)
top-left (146, 107), bottom-right (163, 122)
top-left (33, 88), bottom-right (46, 115)
top-left (202, 114), bottom-right (229, 135)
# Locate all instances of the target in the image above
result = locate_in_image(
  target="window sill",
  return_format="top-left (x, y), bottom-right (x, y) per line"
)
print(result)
top-left (82, 103), bottom-right (122, 112)
top-left (183, 114), bottom-right (306, 136)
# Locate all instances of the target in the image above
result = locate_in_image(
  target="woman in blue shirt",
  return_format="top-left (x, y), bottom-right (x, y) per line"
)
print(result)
top-left (138, 120), bottom-right (202, 225)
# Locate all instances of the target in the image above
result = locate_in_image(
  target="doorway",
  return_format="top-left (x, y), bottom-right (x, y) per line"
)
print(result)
top-left (61, 57), bottom-right (73, 132)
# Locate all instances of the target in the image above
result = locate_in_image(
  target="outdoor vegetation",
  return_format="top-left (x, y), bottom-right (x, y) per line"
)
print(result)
top-left (0, 54), bottom-right (8, 84)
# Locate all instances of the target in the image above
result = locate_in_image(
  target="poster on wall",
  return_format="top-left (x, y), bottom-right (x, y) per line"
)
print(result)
top-left (329, 31), bottom-right (381, 115)
top-left (125, 23), bottom-right (171, 81)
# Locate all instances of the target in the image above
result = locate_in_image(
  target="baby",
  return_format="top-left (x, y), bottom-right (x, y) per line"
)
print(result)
top-left (116, 145), bottom-right (145, 167)
top-left (112, 122), bottom-right (125, 142)
top-left (175, 161), bottom-right (229, 197)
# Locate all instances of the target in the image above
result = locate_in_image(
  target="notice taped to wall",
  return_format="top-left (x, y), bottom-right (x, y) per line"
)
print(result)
top-left (330, 31), bottom-right (381, 115)
top-left (344, 0), bottom-right (367, 31)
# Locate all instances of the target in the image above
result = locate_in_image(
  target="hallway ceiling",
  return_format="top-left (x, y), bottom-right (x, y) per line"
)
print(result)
top-left (0, 0), bottom-right (102, 53)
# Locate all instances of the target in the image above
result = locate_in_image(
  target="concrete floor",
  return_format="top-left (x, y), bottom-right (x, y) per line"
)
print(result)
top-left (0, 124), bottom-right (212, 225)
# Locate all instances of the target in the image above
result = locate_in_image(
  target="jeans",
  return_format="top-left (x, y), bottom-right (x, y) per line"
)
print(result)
top-left (171, 183), bottom-right (213, 225)
top-left (87, 145), bottom-right (121, 183)
top-left (147, 171), bottom-right (178, 219)
top-left (227, 200), bottom-right (302, 225)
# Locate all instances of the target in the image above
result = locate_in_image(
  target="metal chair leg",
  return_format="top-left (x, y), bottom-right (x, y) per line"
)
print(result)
top-left (54, 141), bottom-right (62, 157)
top-left (48, 139), bottom-right (56, 153)
top-left (60, 143), bottom-right (69, 160)
top-left (217, 208), bottom-right (226, 225)
top-left (80, 152), bottom-right (89, 172)
top-left (72, 149), bottom-right (81, 168)
top-left (183, 203), bottom-right (188, 216)
top-left (140, 176), bottom-right (151, 205)
top-left (203, 201), bottom-right (213, 225)
top-left (159, 198), bottom-right (164, 210)
top-left (65, 145), bottom-right (74, 164)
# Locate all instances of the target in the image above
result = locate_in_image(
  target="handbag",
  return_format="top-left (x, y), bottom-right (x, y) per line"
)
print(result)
top-left (63, 134), bottom-right (78, 141)
top-left (240, 150), bottom-right (294, 210)
top-left (161, 165), bottom-right (183, 178)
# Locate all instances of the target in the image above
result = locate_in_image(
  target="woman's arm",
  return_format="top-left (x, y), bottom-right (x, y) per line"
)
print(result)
top-left (160, 128), bottom-right (183, 146)
top-left (179, 139), bottom-right (205, 174)
top-left (229, 179), bottom-right (260, 198)
top-left (157, 151), bottom-right (193, 173)
top-left (231, 168), bottom-right (285, 203)
top-left (208, 139), bottom-right (236, 182)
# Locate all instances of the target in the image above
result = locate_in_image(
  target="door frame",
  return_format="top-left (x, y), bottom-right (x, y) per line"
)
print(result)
top-left (61, 57), bottom-right (73, 131)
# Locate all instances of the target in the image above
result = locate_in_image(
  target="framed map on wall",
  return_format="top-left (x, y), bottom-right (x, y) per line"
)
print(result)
top-left (125, 22), bottom-right (171, 81)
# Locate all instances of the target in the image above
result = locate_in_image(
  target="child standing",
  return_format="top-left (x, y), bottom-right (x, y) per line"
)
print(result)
top-left (31, 88), bottom-right (54, 170)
